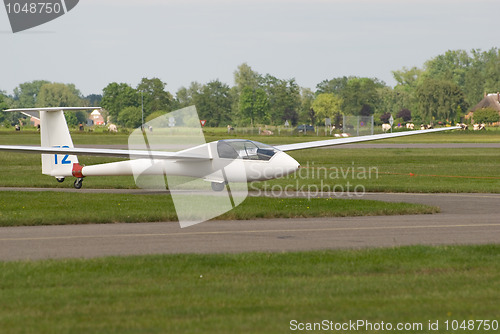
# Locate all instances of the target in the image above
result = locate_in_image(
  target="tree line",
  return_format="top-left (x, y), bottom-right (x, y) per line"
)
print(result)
top-left (1, 48), bottom-right (499, 128)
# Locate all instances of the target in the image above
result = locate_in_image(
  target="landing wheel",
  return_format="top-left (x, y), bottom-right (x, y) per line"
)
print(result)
top-left (74, 178), bottom-right (83, 189)
top-left (56, 177), bottom-right (65, 183)
top-left (211, 182), bottom-right (226, 192)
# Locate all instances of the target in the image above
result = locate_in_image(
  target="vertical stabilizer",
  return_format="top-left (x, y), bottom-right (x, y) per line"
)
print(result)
top-left (40, 110), bottom-right (79, 177)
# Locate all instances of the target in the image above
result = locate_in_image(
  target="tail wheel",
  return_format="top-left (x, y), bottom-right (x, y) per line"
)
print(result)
top-left (56, 177), bottom-right (65, 183)
top-left (211, 182), bottom-right (226, 192)
top-left (74, 178), bottom-right (83, 189)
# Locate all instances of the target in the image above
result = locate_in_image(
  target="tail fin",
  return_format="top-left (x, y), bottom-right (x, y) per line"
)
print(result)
top-left (5, 107), bottom-right (98, 178)
top-left (40, 110), bottom-right (79, 177)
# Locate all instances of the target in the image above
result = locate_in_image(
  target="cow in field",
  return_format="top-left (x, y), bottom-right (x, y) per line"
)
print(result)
top-left (473, 123), bottom-right (486, 131)
top-left (382, 124), bottom-right (391, 132)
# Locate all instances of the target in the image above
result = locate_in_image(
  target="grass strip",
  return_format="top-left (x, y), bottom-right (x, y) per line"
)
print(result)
top-left (1, 128), bottom-right (500, 146)
top-left (0, 191), bottom-right (437, 226)
top-left (1, 147), bottom-right (499, 193)
top-left (0, 245), bottom-right (499, 333)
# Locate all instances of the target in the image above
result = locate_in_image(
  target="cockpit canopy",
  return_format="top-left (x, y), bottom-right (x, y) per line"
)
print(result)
top-left (217, 139), bottom-right (279, 161)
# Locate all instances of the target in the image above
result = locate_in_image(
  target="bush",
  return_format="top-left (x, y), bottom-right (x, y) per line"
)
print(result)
top-left (473, 108), bottom-right (499, 124)
top-left (117, 106), bottom-right (142, 128)
top-left (396, 108), bottom-right (412, 122)
top-left (145, 110), bottom-right (167, 123)
top-left (379, 112), bottom-right (391, 124)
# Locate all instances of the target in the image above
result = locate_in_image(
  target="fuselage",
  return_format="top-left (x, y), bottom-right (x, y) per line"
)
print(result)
top-left (78, 140), bottom-right (300, 183)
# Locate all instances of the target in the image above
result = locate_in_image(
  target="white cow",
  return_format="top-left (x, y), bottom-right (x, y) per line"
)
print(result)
top-left (405, 123), bottom-right (415, 130)
top-left (108, 124), bottom-right (118, 133)
top-left (473, 123), bottom-right (485, 131)
top-left (382, 124), bottom-right (391, 132)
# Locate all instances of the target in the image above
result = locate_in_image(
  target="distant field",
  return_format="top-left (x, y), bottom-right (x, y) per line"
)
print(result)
top-left (0, 129), bottom-right (498, 194)
top-left (1, 245), bottom-right (499, 333)
top-left (281, 147), bottom-right (500, 193)
top-left (1, 126), bottom-right (500, 146)
top-left (0, 144), bottom-right (498, 193)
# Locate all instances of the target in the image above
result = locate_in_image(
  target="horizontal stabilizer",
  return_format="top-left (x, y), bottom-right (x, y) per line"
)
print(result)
top-left (4, 107), bottom-right (99, 113)
top-left (0, 145), bottom-right (211, 161)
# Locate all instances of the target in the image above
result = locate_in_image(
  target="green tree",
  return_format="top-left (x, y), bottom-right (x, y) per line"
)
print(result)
top-left (101, 83), bottom-right (140, 124)
top-left (415, 78), bottom-right (467, 123)
top-left (419, 48), bottom-right (500, 106)
top-left (341, 77), bottom-right (384, 115)
top-left (238, 87), bottom-right (269, 126)
top-left (0, 92), bottom-right (9, 124)
top-left (85, 94), bottom-right (102, 107)
top-left (36, 83), bottom-right (82, 107)
top-left (117, 106), bottom-right (142, 128)
top-left (307, 108), bottom-right (316, 125)
top-left (359, 104), bottom-right (373, 116)
top-left (233, 65), bottom-right (302, 125)
top-left (0, 92), bottom-right (9, 110)
top-left (194, 80), bottom-right (233, 127)
top-left (298, 88), bottom-right (315, 124)
top-left (263, 75), bottom-right (301, 125)
top-left (13, 80), bottom-right (50, 107)
top-left (316, 77), bottom-right (350, 95)
top-left (64, 112), bottom-right (80, 127)
top-left (234, 63), bottom-right (262, 92)
top-left (423, 50), bottom-right (471, 88)
top-left (35, 83), bottom-right (85, 126)
top-left (392, 67), bottom-right (422, 89)
top-left (145, 110), bottom-right (167, 123)
top-left (379, 112), bottom-right (391, 124)
top-left (482, 48), bottom-right (500, 94)
top-left (282, 107), bottom-right (299, 126)
top-left (232, 63), bottom-right (264, 125)
top-left (422, 49), bottom-right (484, 106)
top-left (376, 86), bottom-right (401, 116)
top-left (312, 93), bottom-right (343, 126)
top-left (137, 77), bottom-right (173, 115)
top-left (473, 108), bottom-right (499, 124)
top-left (396, 109), bottom-right (412, 122)
top-left (174, 82), bottom-right (202, 109)
top-left (0, 92), bottom-right (20, 125)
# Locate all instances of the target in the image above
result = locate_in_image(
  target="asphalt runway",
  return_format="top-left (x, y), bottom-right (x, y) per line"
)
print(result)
top-left (1, 191), bottom-right (499, 261)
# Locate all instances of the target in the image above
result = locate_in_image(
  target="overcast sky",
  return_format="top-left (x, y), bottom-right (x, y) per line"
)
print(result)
top-left (1, 0), bottom-right (499, 96)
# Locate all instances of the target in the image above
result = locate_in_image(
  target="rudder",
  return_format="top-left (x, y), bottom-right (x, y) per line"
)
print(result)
top-left (40, 110), bottom-right (79, 177)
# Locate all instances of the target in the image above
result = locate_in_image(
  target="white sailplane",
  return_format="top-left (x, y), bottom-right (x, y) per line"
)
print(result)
top-left (1, 107), bottom-right (460, 191)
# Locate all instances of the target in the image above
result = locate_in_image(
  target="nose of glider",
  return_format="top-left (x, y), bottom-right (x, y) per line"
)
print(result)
top-left (276, 152), bottom-right (300, 176)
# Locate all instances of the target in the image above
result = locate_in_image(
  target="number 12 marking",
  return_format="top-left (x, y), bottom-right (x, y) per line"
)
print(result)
top-left (54, 146), bottom-right (71, 165)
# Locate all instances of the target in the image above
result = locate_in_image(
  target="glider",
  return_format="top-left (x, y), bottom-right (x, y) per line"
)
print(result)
top-left (1, 107), bottom-right (460, 191)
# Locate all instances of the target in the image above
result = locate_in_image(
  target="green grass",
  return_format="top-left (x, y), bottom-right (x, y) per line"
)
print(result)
top-left (0, 192), bottom-right (437, 226)
top-left (0, 130), bottom-right (499, 193)
top-left (1, 147), bottom-right (498, 193)
top-left (279, 147), bottom-right (500, 193)
top-left (2, 126), bottom-right (500, 146)
top-left (0, 245), bottom-right (499, 333)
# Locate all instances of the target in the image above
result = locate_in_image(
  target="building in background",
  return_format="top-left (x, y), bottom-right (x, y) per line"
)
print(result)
top-left (89, 109), bottom-right (105, 125)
